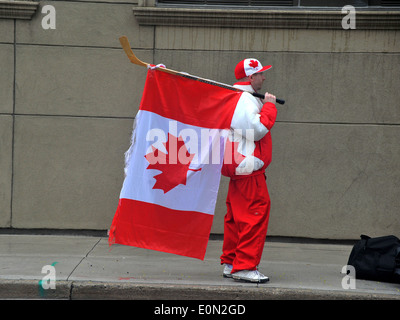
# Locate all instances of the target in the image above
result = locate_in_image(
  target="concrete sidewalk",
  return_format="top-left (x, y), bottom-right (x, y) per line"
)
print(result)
top-left (0, 234), bottom-right (399, 300)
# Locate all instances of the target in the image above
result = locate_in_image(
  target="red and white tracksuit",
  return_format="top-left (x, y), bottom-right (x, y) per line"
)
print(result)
top-left (220, 82), bottom-right (277, 274)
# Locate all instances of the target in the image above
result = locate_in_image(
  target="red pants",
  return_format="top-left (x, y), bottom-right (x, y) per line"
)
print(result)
top-left (220, 173), bottom-right (271, 274)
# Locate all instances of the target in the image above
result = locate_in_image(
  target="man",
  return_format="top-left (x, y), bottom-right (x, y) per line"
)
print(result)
top-left (220, 58), bottom-right (277, 283)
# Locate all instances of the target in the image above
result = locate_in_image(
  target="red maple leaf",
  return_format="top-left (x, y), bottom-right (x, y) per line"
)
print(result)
top-left (144, 133), bottom-right (201, 193)
top-left (249, 60), bottom-right (259, 69)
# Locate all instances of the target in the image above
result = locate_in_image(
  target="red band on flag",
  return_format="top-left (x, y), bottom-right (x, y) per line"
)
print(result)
top-left (140, 70), bottom-right (239, 129)
top-left (109, 199), bottom-right (213, 260)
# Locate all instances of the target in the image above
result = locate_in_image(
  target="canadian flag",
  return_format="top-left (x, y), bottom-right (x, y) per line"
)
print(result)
top-left (108, 69), bottom-right (242, 260)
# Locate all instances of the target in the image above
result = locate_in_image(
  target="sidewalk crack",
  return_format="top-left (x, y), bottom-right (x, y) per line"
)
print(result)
top-left (66, 238), bottom-right (102, 281)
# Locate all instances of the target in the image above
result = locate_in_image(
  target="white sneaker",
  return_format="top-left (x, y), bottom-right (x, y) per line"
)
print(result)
top-left (222, 264), bottom-right (233, 278)
top-left (232, 269), bottom-right (269, 283)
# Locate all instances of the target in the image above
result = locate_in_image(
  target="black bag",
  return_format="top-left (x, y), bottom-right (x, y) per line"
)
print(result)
top-left (347, 234), bottom-right (400, 283)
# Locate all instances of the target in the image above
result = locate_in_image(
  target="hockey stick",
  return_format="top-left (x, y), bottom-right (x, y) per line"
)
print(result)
top-left (119, 36), bottom-right (285, 105)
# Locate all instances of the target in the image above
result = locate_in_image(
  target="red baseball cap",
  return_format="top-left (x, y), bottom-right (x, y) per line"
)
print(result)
top-left (234, 58), bottom-right (272, 80)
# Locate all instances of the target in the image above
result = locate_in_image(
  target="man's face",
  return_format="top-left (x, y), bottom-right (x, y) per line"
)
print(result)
top-left (249, 72), bottom-right (265, 92)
